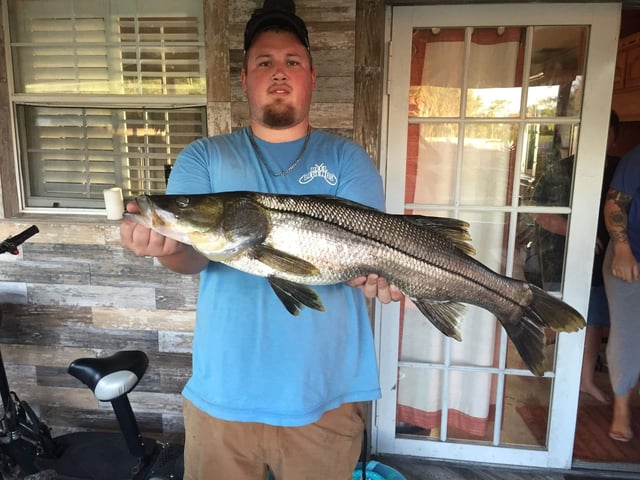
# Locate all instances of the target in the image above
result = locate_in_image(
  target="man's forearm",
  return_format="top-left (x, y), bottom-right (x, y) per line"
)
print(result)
top-left (158, 246), bottom-right (210, 274)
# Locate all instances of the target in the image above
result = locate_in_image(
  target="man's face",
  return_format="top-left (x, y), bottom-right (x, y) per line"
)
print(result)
top-left (241, 30), bottom-right (316, 129)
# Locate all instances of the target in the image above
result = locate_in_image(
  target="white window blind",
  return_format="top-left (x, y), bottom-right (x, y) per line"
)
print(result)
top-left (19, 106), bottom-right (206, 207)
top-left (119, 16), bottom-right (203, 95)
top-left (24, 17), bottom-right (110, 94)
top-left (8, 0), bottom-right (206, 210)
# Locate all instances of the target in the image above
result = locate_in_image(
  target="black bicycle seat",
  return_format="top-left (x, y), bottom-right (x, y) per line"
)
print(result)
top-left (68, 350), bottom-right (149, 402)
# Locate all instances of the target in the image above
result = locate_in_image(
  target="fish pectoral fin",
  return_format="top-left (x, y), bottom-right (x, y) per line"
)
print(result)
top-left (412, 299), bottom-right (465, 341)
top-left (268, 276), bottom-right (326, 316)
top-left (252, 245), bottom-right (321, 276)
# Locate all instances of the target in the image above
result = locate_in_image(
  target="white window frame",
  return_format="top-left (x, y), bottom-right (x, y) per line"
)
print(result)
top-left (376, 2), bottom-right (620, 469)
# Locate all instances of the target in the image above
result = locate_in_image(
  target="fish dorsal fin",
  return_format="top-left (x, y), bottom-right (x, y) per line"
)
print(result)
top-left (404, 215), bottom-right (476, 256)
top-left (412, 299), bottom-right (466, 341)
top-left (251, 245), bottom-right (320, 276)
top-left (268, 276), bottom-right (325, 316)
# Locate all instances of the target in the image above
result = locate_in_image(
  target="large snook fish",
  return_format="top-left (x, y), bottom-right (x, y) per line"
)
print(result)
top-left (126, 191), bottom-right (585, 376)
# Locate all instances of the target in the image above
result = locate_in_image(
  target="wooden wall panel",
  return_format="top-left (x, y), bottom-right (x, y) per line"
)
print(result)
top-left (0, 221), bottom-right (194, 440)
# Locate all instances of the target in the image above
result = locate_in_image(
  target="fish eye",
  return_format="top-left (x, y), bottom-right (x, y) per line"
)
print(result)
top-left (176, 196), bottom-right (190, 208)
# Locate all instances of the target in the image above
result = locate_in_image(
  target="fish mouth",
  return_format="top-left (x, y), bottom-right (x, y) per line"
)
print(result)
top-left (134, 194), bottom-right (176, 230)
top-left (128, 194), bottom-right (193, 245)
top-left (122, 195), bottom-right (154, 228)
top-left (135, 195), bottom-right (154, 218)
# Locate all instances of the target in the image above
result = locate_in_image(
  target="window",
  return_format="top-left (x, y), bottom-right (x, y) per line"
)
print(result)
top-left (7, 0), bottom-right (207, 209)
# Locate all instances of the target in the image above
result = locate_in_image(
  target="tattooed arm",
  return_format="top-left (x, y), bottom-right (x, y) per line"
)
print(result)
top-left (604, 187), bottom-right (638, 283)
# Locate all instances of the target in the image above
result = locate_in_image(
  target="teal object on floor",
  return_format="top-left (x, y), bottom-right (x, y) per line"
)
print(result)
top-left (267, 460), bottom-right (407, 480)
top-left (352, 461), bottom-right (407, 480)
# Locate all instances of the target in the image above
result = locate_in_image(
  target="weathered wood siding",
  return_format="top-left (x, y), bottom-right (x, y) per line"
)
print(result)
top-left (0, 0), bottom-right (385, 442)
top-left (0, 220), bottom-right (197, 441)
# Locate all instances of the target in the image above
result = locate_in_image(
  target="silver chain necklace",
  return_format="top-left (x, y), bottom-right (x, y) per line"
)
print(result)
top-left (248, 126), bottom-right (311, 177)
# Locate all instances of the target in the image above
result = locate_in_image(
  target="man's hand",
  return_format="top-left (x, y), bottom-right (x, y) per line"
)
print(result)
top-left (120, 201), bottom-right (209, 275)
top-left (348, 274), bottom-right (403, 303)
top-left (120, 202), bottom-right (188, 258)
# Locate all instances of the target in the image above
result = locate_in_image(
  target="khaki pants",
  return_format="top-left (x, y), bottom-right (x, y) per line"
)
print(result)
top-left (182, 399), bottom-right (365, 480)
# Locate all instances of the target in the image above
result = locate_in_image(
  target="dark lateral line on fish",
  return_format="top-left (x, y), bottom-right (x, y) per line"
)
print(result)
top-left (261, 199), bottom-right (524, 311)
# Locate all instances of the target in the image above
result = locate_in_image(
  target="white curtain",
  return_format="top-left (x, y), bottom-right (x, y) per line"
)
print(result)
top-left (397, 28), bottom-right (522, 437)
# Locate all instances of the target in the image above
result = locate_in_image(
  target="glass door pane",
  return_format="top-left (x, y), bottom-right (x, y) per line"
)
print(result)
top-left (399, 23), bottom-right (588, 448)
top-left (379, 3), bottom-right (620, 468)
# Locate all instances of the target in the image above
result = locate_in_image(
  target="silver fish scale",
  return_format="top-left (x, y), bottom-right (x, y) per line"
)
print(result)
top-left (255, 193), bottom-right (462, 262)
top-left (239, 193), bottom-right (515, 308)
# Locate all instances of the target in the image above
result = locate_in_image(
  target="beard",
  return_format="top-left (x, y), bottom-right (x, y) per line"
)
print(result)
top-left (261, 102), bottom-right (297, 128)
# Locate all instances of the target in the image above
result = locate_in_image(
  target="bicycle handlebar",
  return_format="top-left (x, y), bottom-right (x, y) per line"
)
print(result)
top-left (0, 225), bottom-right (39, 255)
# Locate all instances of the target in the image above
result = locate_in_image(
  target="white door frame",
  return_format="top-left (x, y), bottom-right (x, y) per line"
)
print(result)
top-left (375, 2), bottom-right (620, 469)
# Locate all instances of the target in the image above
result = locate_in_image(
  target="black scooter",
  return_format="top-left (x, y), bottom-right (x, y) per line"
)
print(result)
top-left (0, 225), bottom-right (183, 480)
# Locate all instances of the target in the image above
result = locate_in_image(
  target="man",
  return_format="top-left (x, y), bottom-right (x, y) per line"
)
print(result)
top-left (120, 1), bottom-right (401, 478)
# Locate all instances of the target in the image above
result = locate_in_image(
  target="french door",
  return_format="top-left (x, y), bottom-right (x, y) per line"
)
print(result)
top-left (376, 3), bottom-right (619, 469)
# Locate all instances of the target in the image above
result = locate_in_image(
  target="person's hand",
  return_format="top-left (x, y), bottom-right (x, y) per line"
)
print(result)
top-left (348, 274), bottom-right (403, 303)
top-left (120, 201), bottom-right (188, 258)
top-left (611, 246), bottom-right (639, 284)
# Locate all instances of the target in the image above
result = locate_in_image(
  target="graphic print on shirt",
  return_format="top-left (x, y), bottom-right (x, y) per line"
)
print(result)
top-left (298, 163), bottom-right (337, 185)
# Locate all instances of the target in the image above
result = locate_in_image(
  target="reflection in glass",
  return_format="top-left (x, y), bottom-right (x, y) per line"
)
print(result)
top-left (395, 207), bottom-right (555, 445)
top-left (515, 212), bottom-right (537, 282)
top-left (401, 20), bottom-right (586, 453)
top-left (396, 210), bottom-right (510, 443)
top-left (466, 28), bottom-right (525, 118)
top-left (527, 26), bottom-right (588, 118)
top-left (461, 123), bottom-right (518, 206)
top-left (397, 366), bottom-right (497, 443)
top-left (409, 29), bottom-right (465, 118)
top-left (406, 123), bottom-right (459, 205)
top-left (522, 210), bottom-right (569, 292)
top-left (519, 123), bottom-right (578, 291)
top-left (397, 367), bottom-right (552, 447)
top-left (442, 210), bottom-right (509, 278)
top-left (520, 123), bottom-right (580, 205)
top-left (504, 327), bottom-right (557, 373)
top-left (410, 27), bottom-right (531, 119)
top-left (501, 374), bottom-right (552, 447)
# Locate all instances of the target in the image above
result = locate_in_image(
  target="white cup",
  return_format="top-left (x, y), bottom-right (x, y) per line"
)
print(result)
top-left (103, 187), bottom-right (124, 220)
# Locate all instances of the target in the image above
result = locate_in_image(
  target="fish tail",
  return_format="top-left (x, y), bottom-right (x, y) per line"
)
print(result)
top-left (503, 284), bottom-right (585, 376)
top-left (527, 284), bottom-right (586, 333)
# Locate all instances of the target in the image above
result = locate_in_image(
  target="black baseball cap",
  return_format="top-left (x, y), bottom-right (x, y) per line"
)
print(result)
top-left (243, 0), bottom-right (310, 52)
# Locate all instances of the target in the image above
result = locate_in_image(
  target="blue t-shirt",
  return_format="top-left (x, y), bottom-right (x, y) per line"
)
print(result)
top-left (167, 128), bottom-right (385, 426)
top-left (610, 144), bottom-right (640, 260)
